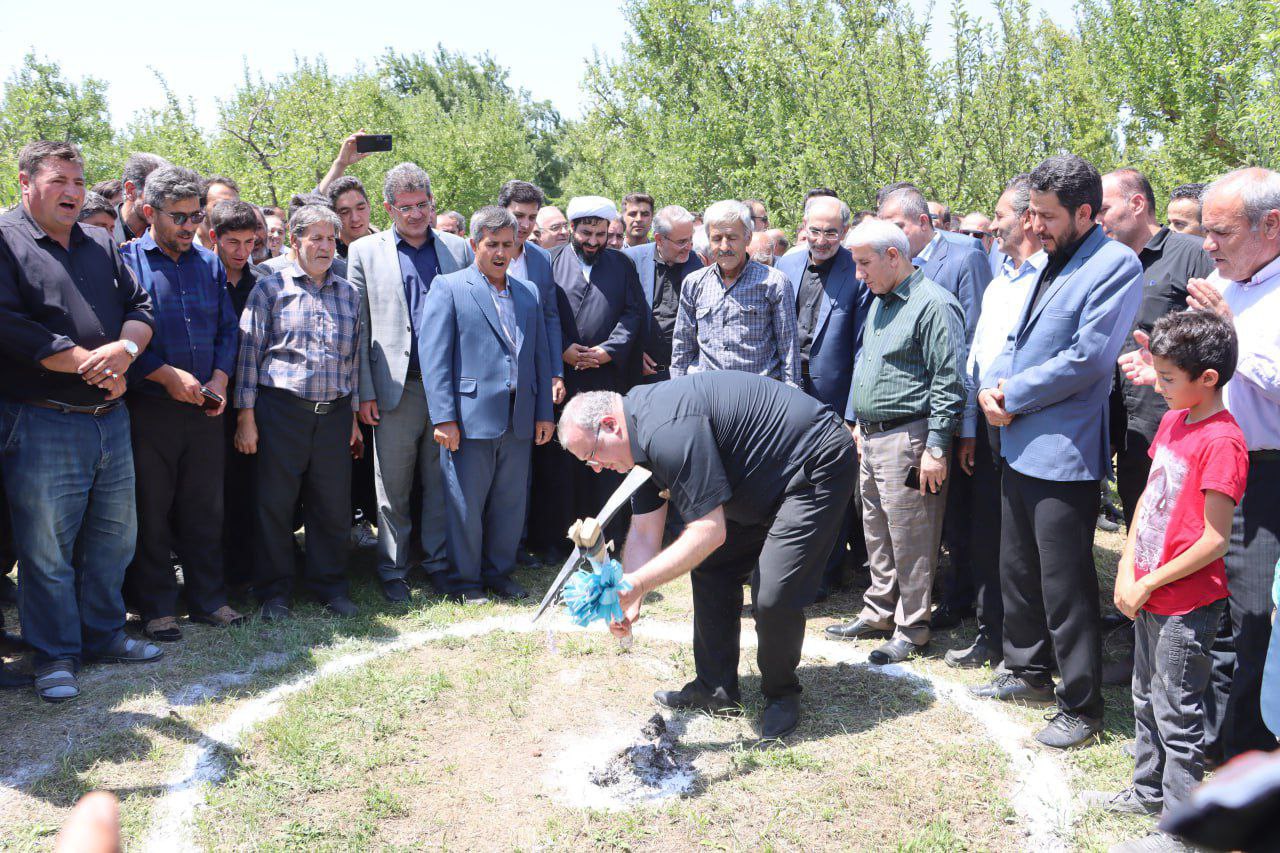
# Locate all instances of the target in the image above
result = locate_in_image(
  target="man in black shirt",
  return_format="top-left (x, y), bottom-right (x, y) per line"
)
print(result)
top-left (113, 152), bottom-right (169, 245)
top-left (557, 372), bottom-right (858, 739)
top-left (0, 141), bottom-right (158, 703)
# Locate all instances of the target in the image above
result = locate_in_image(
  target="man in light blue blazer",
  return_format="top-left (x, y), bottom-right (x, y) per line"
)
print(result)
top-left (970, 155), bottom-right (1142, 750)
top-left (349, 163), bottom-right (473, 602)
top-left (622, 204), bottom-right (704, 384)
top-left (421, 207), bottom-right (554, 604)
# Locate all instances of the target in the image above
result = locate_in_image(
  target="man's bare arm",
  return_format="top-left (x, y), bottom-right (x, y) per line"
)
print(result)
top-left (625, 505), bottom-right (727, 598)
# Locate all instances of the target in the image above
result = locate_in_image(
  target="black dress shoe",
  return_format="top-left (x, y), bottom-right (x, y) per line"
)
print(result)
top-left (868, 637), bottom-right (922, 665)
top-left (486, 575), bottom-right (528, 601)
top-left (945, 639), bottom-right (1000, 669)
top-left (447, 588), bottom-right (491, 606)
top-left (930, 603), bottom-right (975, 631)
top-left (760, 694), bottom-right (800, 740)
top-left (824, 618), bottom-right (891, 641)
top-left (968, 672), bottom-right (1055, 704)
top-left (381, 578), bottom-right (411, 603)
top-left (1035, 709), bottom-right (1102, 749)
top-left (324, 596), bottom-right (359, 617)
top-left (0, 662), bottom-right (33, 689)
top-left (259, 598), bottom-right (291, 622)
top-left (653, 684), bottom-right (741, 716)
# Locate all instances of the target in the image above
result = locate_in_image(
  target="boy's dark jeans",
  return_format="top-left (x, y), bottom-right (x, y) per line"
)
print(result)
top-left (1132, 600), bottom-right (1224, 812)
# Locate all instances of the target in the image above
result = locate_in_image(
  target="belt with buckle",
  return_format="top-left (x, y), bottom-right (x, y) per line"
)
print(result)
top-left (858, 413), bottom-right (927, 435)
top-left (263, 387), bottom-right (348, 415)
top-left (28, 399), bottom-right (122, 417)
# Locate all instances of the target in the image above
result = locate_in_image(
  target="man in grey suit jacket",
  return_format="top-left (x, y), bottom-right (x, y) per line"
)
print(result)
top-left (422, 207), bottom-right (554, 603)
top-left (350, 163), bottom-right (473, 601)
top-left (622, 204), bottom-right (704, 384)
top-left (972, 155), bottom-right (1142, 750)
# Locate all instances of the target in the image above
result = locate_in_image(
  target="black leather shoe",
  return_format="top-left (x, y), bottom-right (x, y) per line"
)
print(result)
top-left (448, 589), bottom-right (491, 606)
top-left (1035, 709), bottom-right (1102, 749)
top-left (968, 672), bottom-right (1055, 704)
top-left (324, 596), bottom-right (359, 617)
top-left (0, 662), bottom-right (33, 689)
top-left (653, 684), bottom-right (741, 716)
top-left (381, 578), bottom-right (411, 603)
top-left (945, 639), bottom-right (1000, 669)
top-left (824, 618), bottom-right (891, 641)
top-left (486, 576), bottom-right (528, 601)
top-left (760, 694), bottom-right (800, 740)
top-left (930, 603), bottom-right (974, 631)
top-left (260, 598), bottom-right (291, 622)
top-left (868, 637), bottom-right (922, 665)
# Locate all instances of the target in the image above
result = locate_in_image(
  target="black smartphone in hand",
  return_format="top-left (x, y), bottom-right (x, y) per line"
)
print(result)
top-left (355, 134), bottom-right (393, 153)
top-left (199, 387), bottom-right (224, 411)
top-left (904, 466), bottom-right (921, 491)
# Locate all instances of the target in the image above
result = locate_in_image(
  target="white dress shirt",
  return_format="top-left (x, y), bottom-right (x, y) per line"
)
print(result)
top-left (1212, 254), bottom-right (1280, 450)
top-left (960, 250), bottom-right (1046, 436)
top-left (508, 248), bottom-right (529, 283)
top-left (914, 230), bottom-right (944, 265)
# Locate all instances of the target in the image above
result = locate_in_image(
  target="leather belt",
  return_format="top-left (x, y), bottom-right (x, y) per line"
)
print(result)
top-left (263, 387), bottom-right (349, 415)
top-left (858, 413), bottom-right (927, 435)
top-left (27, 399), bottom-right (122, 417)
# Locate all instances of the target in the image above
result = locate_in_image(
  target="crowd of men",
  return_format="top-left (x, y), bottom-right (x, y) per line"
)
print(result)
top-left (1, 131), bottom-right (1278, 849)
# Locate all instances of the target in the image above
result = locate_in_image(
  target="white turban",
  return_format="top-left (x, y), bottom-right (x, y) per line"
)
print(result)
top-left (566, 195), bottom-right (619, 223)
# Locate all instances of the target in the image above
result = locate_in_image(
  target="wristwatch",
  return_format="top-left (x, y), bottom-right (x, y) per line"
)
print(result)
top-left (926, 445), bottom-right (945, 460)
top-left (120, 339), bottom-right (139, 360)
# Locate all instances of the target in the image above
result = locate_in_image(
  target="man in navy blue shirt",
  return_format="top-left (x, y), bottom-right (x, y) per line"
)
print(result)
top-left (121, 167), bottom-right (243, 642)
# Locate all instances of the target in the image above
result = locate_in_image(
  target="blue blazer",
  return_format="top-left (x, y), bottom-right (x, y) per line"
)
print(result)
top-left (983, 226), bottom-right (1142, 482)
top-left (918, 233), bottom-right (992, 344)
top-left (420, 265), bottom-right (553, 441)
top-left (520, 241), bottom-right (563, 378)
top-left (775, 246), bottom-right (870, 418)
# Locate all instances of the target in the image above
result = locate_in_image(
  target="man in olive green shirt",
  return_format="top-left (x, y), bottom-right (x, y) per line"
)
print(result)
top-left (826, 218), bottom-right (967, 664)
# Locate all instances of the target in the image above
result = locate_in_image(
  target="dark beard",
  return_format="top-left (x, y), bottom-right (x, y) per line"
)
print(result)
top-left (1047, 221), bottom-right (1086, 263)
top-left (572, 237), bottom-right (601, 264)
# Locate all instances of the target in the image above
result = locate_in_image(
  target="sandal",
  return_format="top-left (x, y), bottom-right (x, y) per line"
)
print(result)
top-left (188, 606), bottom-right (245, 628)
top-left (34, 661), bottom-right (79, 703)
top-left (144, 617), bottom-right (183, 642)
top-left (95, 635), bottom-right (163, 664)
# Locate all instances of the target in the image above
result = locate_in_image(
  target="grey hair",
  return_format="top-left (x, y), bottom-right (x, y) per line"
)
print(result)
top-left (142, 166), bottom-right (204, 210)
top-left (382, 162), bottom-right (432, 206)
top-left (442, 210), bottom-right (466, 230)
top-left (691, 224), bottom-right (710, 257)
top-left (803, 195), bottom-right (852, 227)
top-left (121, 152), bottom-right (170, 190)
top-left (469, 205), bottom-right (518, 241)
top-left (845, 218), bottom-right (911, 257)
top-left (557, 391), bottom-right (624, 448)
top-left (879, 186), bottom-right (931, 221)
top-left (1004, 173), bottom-right (1033, 218)
top-left (288, 204), bottom-right (341, 242)
top-left (652, 204), bottom-right (695, 237)
top-left (703, 199), bottom-right (754, 235)
top-left (1203, 167), bottom-right (1280, 229)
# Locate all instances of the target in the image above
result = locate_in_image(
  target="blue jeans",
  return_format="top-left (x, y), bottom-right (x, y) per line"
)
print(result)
top-left (0, 401), bottom-right (137, 667)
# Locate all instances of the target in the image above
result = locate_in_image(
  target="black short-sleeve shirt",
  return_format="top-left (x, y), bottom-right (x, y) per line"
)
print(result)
top-left (625, 371), bottom-right (842, 525)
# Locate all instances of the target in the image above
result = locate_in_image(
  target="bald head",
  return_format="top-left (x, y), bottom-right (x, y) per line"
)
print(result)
top-left (747, 230), bottom-right (775, 265)
top-left (804, 195), bottom-right (850, 262)
top-left (533, 205), bottom-right (568, 249)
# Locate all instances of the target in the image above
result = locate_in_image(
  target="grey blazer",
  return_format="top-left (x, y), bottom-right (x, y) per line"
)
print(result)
top-left (349, 227), bottom-right (473, 411)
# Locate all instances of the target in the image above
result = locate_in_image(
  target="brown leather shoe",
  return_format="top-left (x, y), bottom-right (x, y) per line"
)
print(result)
top-left (144, 617), bottom-right (183, 642)
top-left (189, 606), bottom-right (246, 627)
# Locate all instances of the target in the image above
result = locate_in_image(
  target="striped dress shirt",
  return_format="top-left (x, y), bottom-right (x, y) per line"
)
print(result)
top-left (670, 259), bottom-right (800, 385)
top-left (234, 262), bottom-right (361, 411)
top-left (849, 269), bottom-right (967, 450)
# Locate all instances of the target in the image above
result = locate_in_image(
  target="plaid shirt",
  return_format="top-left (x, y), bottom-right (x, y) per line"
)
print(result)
top-left (120, 233), bottom-right (238, 396)
top-left (670, 259), bottom-right (800, 385)
top-left (235, 262), bottom-right (361, 410)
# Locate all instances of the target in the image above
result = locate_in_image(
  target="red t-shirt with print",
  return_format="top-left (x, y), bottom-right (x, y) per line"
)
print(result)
top-left (1132, 408), bottom-right (1248, 615)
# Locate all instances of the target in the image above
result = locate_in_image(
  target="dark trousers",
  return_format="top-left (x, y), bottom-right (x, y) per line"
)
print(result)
top-left (252, 389), bottom-right (352, 603)
top-left (222, 409), bottom-right (255, 587)
top-left (1205, 455), bottom-right (1280, 761)
top-left (351, 420), bottom-right (377, 521)
top-left (1000, 466), bottom-right (1104, 719)
top-left (690, 424), bottom-right (857, 700)
top-left (440, 429), bottom-right (531, 592)
top-left (940, 444), bottom-right (976, 610)
top-left (1133, 601), bottom-right (1223, 813)
top-left (125, 395), bottom-right (228, 621)
top-left (529, 430), bottom-right (628, 553)
top-left (968, 425), bottom-right (1004, 650)
top-left (1116, 427), bottom-right (1154, 528)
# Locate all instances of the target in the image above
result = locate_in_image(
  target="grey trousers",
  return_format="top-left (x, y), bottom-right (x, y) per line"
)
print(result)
top-left (857, 419), bottom-right (948, 645)
top-left (372, 380), bottom-right (448, 581)
top-left (1133, 601), bottom-right (1223, 813)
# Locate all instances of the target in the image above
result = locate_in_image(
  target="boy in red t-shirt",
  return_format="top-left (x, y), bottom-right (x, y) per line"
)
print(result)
top-left (1086, 310), bottom-right (1249, 842)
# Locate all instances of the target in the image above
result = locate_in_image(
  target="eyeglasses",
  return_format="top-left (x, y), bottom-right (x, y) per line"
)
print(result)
top-left (958, 229), bottom-right (990, 238)
top-left (545, 222), bottom-right (570, 233)
top-left (587, 423), bottom-right (603, 469)
top-left (160, 209), bottom-right (206, 226)
top-left (391, 200), bottom-right (434, 215)
top-left (806, 227), bottom-right (842, 241)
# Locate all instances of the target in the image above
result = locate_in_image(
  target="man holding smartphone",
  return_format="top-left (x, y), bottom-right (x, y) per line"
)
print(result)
top-left (121, 166), bottom-right (244, 642)
top-left (824, 218), bottom-right (966, 665)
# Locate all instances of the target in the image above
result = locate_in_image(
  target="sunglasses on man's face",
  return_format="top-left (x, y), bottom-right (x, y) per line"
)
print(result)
top-left (958, 228), bottom-right (990, 238)
top-left (160, 209), bottom-right (207, 226)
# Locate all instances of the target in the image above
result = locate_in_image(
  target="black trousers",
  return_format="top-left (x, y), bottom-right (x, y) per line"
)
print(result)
top-left (1205, 455), bottom-right (1280, 761)
top-left (690, 423), bottom-right (857, 700)
top-left (940, 443), bottom-right (976, 610)
top-left (351, 420), bottom-right (377, 521)
top-left (968, 425), bottom-right (1004, 649)
top-left (1116, 426), bottom-right (1155, 528)
top-left (1000, 466), bottom-right (1103, 719)
top-left (125, 394), bottom-right (228, 621)
top-left (252, 389), bottom-right (352, 603)
top-left (222, 406), bottom-right (255, 587)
